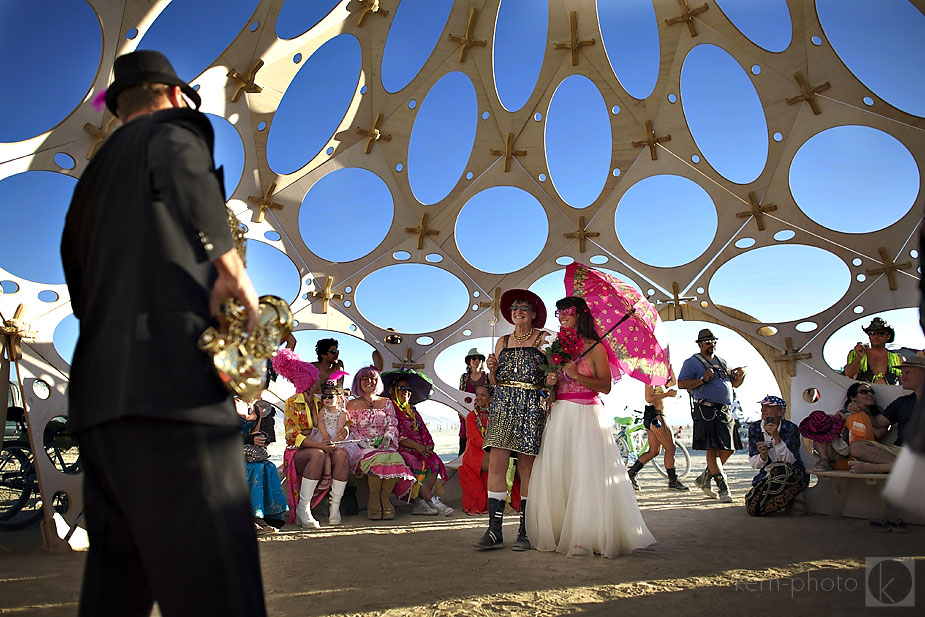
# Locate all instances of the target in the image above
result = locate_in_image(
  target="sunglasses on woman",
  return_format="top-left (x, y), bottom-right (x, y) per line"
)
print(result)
top-left (555, 307), bottom-right (578, 317)
top-left (397, 385), bottom-right (413, 392)
top-left (510, 303), bottom-right (533, 313)
top-left (857, 388), bottom-right (875, 395)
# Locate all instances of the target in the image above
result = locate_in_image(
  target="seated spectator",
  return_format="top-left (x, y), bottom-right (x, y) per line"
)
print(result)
top-left (315, 380), bottom-right (361, 525)
top-left (273, 343), bottom-right (350, 529)
top-left (745, 396), bottom-right (807, 516)
top-left (389, 376), bottom-right (452, 516)
top-left (850, 357), bottom-right (924, 474)
top-left (237, 399), bottom-right (288, 533)
top-left (845, 317), bottom-right (902, 385)
top-left (345, 366), bottom-right (416, 520)
top-left (459, 385), bottom-right (522, 515)
top-left (798, 409), bottom-right (846, 471)
top-left (842, 381), bottom-right (887, 443)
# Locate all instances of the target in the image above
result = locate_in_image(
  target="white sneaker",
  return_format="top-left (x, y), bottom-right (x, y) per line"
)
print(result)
top-left (296, 502), bottom-right (321, 528)
top-left (411, 497), bottom-right (438, 515)
top-left (429, 496), bottom-right (454, 516)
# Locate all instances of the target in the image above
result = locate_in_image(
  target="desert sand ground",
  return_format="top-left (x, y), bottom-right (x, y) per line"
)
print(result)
top-left (1, 438), bottom-right (923, 616)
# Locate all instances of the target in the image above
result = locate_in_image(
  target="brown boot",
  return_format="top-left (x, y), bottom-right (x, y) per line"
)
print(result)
top-left (380, 478), bottom-right (397, 520)
top-left (367, 474), bottom-right (382, 520)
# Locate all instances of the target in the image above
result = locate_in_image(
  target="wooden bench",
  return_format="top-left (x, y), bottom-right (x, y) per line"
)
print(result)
top-left (803, 470), bottom-right (891, 520)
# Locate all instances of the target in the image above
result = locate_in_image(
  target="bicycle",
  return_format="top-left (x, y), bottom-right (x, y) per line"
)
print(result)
top-left (1, 406), bottom-right (78, 531)
top-left (612, 409), bottom-right (691, 480)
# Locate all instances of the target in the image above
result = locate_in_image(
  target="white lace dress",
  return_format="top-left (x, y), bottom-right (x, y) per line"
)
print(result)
top-left (526, 357), bottom-right (655, 558)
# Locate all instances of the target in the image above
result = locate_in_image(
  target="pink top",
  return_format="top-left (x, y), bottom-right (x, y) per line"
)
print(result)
top-left (557, 356), bottom-right (601, 405)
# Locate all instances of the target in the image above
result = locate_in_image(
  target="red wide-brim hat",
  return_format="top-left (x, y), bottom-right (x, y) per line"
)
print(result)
top-left (798, 409), bottom-right (845, 443)
top-left (499, 288), bottom-right (546, 328)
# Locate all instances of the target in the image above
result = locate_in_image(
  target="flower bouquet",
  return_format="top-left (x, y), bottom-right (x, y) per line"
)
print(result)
top-left (540, 327), bottom-right (584, 375)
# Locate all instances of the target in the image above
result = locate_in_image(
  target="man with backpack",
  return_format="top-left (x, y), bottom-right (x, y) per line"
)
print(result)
top-left (678, 329), bottom-right (746, 503)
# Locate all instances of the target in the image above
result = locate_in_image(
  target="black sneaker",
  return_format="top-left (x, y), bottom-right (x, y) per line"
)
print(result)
top-left (474, 529), bottom-right (504, 550)
top-left (668, 478), bottom-right (690, 492)
top-left (512, 533), bottom-right (531, 551)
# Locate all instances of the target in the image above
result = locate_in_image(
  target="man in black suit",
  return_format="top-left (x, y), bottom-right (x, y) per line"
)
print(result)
top-left (61, 50), bottom-right (265, 617)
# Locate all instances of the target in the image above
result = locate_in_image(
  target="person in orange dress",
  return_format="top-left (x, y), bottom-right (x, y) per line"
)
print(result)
top-left (459, 384), bottom-right (520, 515)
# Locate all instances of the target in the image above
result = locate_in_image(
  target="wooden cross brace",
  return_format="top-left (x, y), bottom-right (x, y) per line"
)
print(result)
top-left (563, 216), bottom-right (600, 254)
top-left (631, 120), bottom-right (671, 161)
top-left (736, 191), bottom-right (778, 232)
top-left (227, 59), bottom-right (264, 103)
top-left (405, 213), bottom-right (439, 250)
top-left (310, 276), bottom-right (345, 314)
top-left (247, 182), bottom-right (283, 223)
top-left (866, 247), bottom-right (913, 291)
top-left (664, 0), bottom-right (709, 37)
top-left (392, 347), bottom-right (424, 370)
top-left (489, 132), bottom-right (527, 172)
top-left (553, 11), bottom-right (595, 66)
top-left (356, 0), bottom-right (388, 27)
top-left (662, 282), bottom-right (696, 320)
top-left (478, 287), bottom-right (502, 321)
top-left (785, 71), bottom-right (830, 116)
top-left (84, 116), bottom-right (118, 159)
top-left (356, 113), bottom-right (391, 154)
top-left (773, 337), bottom-right (812, 377)
top-left (0, 304), bottom-right (36, 362)
top-left (448, 7), bottom-right (487, 63)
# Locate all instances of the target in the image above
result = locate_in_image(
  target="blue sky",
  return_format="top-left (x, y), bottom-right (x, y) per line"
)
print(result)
top-left (2, 1), bottom-right (924, 428)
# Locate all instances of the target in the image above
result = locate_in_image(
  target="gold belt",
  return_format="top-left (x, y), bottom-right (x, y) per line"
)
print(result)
top-left (496, 380), bottom-right (542, 390)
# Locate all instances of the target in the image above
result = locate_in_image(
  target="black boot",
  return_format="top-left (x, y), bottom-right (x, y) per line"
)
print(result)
top-left (713, 473), bottom-right (732, 503)
top-left (512, 499), bottom-right (530, 551)
top-left (474, 497), bottom-right (505, 549)
top-left (627, 459), bottom-right (644, 490)
top-left (666, 467), bottom-right (690, 491)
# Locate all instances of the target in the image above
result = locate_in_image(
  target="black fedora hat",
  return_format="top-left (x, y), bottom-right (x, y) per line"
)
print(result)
top-left (105, 50), bottom-right (201, 115)
top-left (695, 328), bottom-right (717, 343)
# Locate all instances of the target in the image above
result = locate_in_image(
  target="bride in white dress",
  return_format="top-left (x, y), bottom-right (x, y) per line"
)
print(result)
top-left (526, 296), bottom-right (655, 558)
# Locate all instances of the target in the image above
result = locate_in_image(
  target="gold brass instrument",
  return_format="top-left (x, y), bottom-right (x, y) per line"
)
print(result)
top-left (198, 295), bottom-right (293, 403)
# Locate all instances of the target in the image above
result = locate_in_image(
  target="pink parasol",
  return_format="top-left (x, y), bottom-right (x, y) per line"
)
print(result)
top-left (564, 262), bottom-right (670, 386)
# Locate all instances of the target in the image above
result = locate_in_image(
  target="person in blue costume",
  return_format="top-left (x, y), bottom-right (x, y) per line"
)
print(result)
top-left (238, 399), bottom-right (288, 532)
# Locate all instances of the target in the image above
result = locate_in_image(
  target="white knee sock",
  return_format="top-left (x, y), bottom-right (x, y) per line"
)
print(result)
top-left (487, 490), bottom-right (507, 502)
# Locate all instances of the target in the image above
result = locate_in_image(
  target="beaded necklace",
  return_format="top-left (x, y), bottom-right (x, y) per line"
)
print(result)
top-left (511, 327), bottom-right (535, 343)
top-left (471, 406), bottom-right (489, 437)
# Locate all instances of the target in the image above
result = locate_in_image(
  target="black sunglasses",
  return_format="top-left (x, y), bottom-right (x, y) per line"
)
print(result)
top-left (397, 385), bottom-right (413, 392)
top-left (857, 388), bottom-right (875, 395)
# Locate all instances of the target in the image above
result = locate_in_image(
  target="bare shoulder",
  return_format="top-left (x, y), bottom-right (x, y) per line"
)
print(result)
top-left (345, 398), bottom-right (363, 410)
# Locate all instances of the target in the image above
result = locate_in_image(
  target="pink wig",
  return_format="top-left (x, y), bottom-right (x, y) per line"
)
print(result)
top-left (272, 348), bottom-right (320, 393)
top-left (351, 365), bottom-right (382, 397)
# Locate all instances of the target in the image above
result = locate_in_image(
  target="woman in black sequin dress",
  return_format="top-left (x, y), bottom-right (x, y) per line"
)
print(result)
top-left (475, 288), bottom-right (549, 552)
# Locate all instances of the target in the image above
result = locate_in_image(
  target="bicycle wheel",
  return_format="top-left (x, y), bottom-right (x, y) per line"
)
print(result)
top-left (0, 447), bottom-right (44, 531)
top-left (651, 438), bottom-right (692, 480)
top-left (0, 447), bottom-right (31, 521)
top-left (614, 434), bottom-right (632, 465)
top-left (630, 429), bottom-right (650, 457)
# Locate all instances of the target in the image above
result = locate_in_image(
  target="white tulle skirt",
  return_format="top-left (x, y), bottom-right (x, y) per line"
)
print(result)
top-left (526, 399), bottom-right (656, 558)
